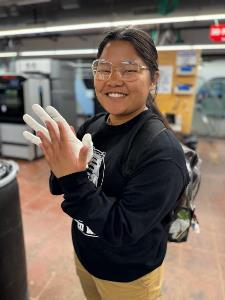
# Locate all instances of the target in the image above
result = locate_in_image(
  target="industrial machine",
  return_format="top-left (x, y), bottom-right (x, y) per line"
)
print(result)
top-left (0, 59), bottom-right (76, 160)
top-left (0, 73), bottom-right (50, 160)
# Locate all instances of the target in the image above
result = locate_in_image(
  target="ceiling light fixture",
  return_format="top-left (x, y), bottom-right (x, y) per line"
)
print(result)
top-left (0, 44), bottom-right (224, 58)
top-left (17, 0), bottom-right (52, 5)
top-left (157, 44), bottom-right (225, 51)
top-left (0, 13), bottom-right (225, 37)
top-left (0, 52), bottom-right (17, 57)
top-left (20, 49), bottom-right (98, 56)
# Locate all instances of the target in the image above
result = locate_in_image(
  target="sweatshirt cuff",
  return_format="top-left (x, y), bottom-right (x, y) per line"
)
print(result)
top-left (58, 171), bottom-right (89, 194)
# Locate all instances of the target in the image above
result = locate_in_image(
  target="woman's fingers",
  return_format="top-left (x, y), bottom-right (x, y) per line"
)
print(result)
top-left (37, 120), bottom-right (88, 175)
top-left (45, 121), bottom-right (60, 146)
top-left (56, 121), bottom-right (88, 167)
top-left (37, 130), bottom-right (52, 161)
top-left (46, 105), bottom-right (77, 141)
top-left (57, 121), bottom-right (69, 145)
top-left (39, 142), bottom-right (48, 160)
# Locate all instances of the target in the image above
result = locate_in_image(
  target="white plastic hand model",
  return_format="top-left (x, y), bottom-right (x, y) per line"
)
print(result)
top-left (23, 104), bottom-right (93, 164)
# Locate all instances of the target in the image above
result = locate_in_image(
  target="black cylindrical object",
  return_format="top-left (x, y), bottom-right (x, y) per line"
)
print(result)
top-left (0, 160), bottom-right (28, 300)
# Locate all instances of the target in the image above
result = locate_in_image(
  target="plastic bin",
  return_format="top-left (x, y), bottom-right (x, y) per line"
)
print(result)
top-left (0, 160), bottom-right (28, 300)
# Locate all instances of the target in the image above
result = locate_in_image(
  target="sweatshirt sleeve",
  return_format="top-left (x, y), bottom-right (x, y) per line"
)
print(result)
top-left (59, 158), bottom-right (185, 247)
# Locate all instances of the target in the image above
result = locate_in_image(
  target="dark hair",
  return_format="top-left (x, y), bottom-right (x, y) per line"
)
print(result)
top-left (97, 27), bottom-right (170, 128)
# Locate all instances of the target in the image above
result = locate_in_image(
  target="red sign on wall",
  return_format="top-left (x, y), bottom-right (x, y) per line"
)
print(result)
top-left (210, 25), bottom-right (225, 42)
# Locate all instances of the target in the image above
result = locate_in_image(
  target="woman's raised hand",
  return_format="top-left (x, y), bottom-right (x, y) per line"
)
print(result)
top-left (23, 104), bottom-right (93, 170)
top-left (37, 120), bottom-right (90, 178)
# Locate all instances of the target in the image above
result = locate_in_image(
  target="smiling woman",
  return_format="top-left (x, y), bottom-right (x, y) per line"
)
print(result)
top-left (47, 27), bottom-right (189, 300)
top-left (93, 39), bottom-right (155, 125)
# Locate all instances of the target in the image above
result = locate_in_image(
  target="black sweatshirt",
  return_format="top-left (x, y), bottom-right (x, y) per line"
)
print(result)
top-left (49, 110), bottom-right (189, 282)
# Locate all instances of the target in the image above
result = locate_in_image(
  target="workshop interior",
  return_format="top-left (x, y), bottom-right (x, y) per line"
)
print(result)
top-left (0, 0), bottom-right (225, 299)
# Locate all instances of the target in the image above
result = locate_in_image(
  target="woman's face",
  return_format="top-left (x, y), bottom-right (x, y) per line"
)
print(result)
top-left (94, 40), bottom-right (155, 124)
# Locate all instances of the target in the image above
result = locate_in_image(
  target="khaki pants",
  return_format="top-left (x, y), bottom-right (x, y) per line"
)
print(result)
top-left (74, 254), bottom-right (164, 300)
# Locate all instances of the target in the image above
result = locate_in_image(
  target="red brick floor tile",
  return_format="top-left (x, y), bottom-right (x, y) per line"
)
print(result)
top-left (216, 233), bottom-right (225, 256)
top-left (161, 263), bottom-right (180, 300)
top-left (208, 199), bottom-right (225, 219)
top-left (180, 248), bottom-right (219, 279)
top-left (179, 271), bottom-right (224, 300)
top-left (193, 209), bottom-right (214, 234)
top-left (165, 243), bottom-right (182, 266)
top-left (211, 215), bottom-right (225, 234)
top-left (23, 192), bottom-right (56, 212)
top-left (219, 254), bottom-right (225, 282)
top-left (38, 272), bottom-right (85, 300)
top-left (185, 229), bottom-right (215, 253)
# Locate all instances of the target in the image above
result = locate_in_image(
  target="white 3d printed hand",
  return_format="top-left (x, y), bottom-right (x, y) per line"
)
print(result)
top-left (23, 104), bottom-right (93, 164)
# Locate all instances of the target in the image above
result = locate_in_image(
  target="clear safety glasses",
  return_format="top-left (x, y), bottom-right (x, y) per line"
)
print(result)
top-left (91, 59), bottom-right (149, 82)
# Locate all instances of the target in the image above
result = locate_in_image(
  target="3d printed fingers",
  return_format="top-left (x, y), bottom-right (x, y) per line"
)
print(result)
top-left (45, 105), bottom-right (79, 142)
top-left (23, 103), bottom-right (93, 165)
top-left (32, 104), bottom-right (59, 135)
top-left (23, 114), bottom-right (50, 140)
top-left (82, 133), bottom-right (94, 162)
top-left (23, 131), bottom-right (41, 146)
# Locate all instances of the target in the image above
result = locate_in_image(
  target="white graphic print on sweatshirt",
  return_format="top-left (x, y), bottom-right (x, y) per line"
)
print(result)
top-left (87, 147), bottom-right (106, 187)
top-left (74, 219), bottom-right (99, 237)
top-left (74, 147), bottom-right (106, 238)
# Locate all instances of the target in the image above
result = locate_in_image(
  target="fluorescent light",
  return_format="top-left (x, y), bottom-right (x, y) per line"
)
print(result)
top-left (0, 13), bottom-right (225, 37)
top-left (157, 45), bottom-right (193, 51)
top-left (0, 44), bottom-right (224, 58)
top-left (0, 52), bottom-right (17, 57)
top-left (17, 0), bottom-right (51, 5)
top-left (157, 44), bottom-right (225, 51)
top-left (45, 22), bottom-right (112, 33)
top-left (0, 27), bottom-right (48, 37)
top-left (0, 22), bottom-right (112, 37)
top-left (20, 49), bottom-right (98, 56)
top-left (193, 44), bottom-right (225, 50)
top-left (113, 14), bottom-right (225, 26)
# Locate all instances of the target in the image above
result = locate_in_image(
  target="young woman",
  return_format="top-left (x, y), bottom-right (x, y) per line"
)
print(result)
top-left (38, 27), bottom-right (189, 300)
